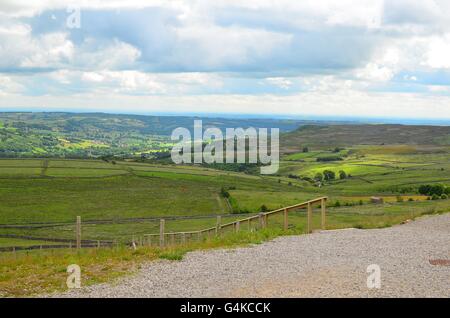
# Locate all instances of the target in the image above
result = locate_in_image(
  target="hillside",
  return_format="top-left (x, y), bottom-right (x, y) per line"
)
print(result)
top-left (281, 124), bottom-right (450, 152)
top-left (0, 112), bottom-right (307, 158)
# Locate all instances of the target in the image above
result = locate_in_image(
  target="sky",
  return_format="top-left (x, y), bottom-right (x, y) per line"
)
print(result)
top-left (1, 0), bottom-right (450, 119)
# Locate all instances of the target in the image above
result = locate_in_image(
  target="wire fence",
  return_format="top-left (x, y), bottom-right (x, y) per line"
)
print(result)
top-left (0, 198), bottom-right (328, 253)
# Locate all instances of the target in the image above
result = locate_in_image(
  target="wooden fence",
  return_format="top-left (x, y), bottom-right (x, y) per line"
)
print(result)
top-left (0, 197), bottom-right (327, 253)
top-left (139, 197), bottom-right (328, 248)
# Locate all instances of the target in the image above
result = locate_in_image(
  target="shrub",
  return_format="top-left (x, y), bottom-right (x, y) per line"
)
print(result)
top-left (314, 172), bottom-right (324, 182)
top-left (431, 194), bottom-right (440, 200)
top-left (441, 194), bottom-right (448, 200)
top-left (317, 156), bottom-right (343, 162)
top-left (418, 184), bottom-right (446, 196)
top-left (260, 205), bottom-right (269, 212)
top-left (339, 170), bottom-right (347, 180)
top-left (334, 200), bottom-right (341, 207)
top-left (220, 187), bottom-right (230, 198)
top-left (323, 170), bottom-right (336, 181)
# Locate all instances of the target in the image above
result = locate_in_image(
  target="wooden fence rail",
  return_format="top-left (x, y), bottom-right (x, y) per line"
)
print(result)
top-left (140, 197), bottom-right (327, 248)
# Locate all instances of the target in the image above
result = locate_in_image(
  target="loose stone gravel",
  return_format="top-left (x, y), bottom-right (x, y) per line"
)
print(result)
top-left (52, 213), bottom-right (449, 298)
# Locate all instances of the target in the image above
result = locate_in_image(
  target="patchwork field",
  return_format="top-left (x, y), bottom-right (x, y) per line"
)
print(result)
top-left (1, 143), bottom-right (449, 248)
top-left (1, 123), bottom-right (450, 297)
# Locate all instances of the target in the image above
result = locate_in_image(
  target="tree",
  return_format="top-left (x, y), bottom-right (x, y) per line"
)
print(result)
top-left (418, 184), bottom-right (431, 195)
top-left (220, 187), bottom-right (230, 198)
top-left (323, 170), bottom-right (336, 181)
top-left (339, 170), bottom-right (347, 180)
top-left (418, 184), bottom-right (445, 196)
top-left (430, 184), bottom-right (445, 196)
top-left (302, 146), bottom-right (309, 153)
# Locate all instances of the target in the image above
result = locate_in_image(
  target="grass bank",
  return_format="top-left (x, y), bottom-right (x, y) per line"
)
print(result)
top-left (1, 205), bottom-right (448, 298)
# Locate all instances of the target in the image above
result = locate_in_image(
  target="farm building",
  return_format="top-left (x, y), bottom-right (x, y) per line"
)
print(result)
top-left (371, 197), bottom-right (384, 204)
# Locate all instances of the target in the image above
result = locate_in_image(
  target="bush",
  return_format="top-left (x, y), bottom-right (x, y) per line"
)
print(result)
top-left (441, 194), bottom-right (448, 200)
top-left (314, 172), bottom-right (324, 182)
top-left (220, 187), bottom-right (230, 198)
top-left (317, 156), bottom-right (343, 162)
top-left (323, 170), bottom-right (336, 181)
top-left (418, 184), bottom-right (447, 196)
top-left (334, 200), bottom-right (341, 207)
top-left (431, 194), bottom-right (440, 200)
top-left (339, 170), bottom-right (347, 180)
top-left (260, 205), bottom-right (269, 212)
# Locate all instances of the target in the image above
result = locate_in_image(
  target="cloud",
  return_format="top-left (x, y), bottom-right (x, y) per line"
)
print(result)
top-left (1, 1), bottom-right (450, 118)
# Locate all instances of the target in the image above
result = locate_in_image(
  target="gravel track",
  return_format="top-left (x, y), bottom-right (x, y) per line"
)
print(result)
top-left (54, 213), bottom-right (449, 298)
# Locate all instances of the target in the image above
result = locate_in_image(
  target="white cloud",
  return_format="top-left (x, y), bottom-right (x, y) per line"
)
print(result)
top-left (2, 90), bottom-right (450, 120)
top-left (1, 1), bottom-right (450, 118)
top-left (265, 77), bottom-right (292, 89)
top-left (20, 32), bottom-right (74, 68)
top-left (0, 75), bottom-right (24, 95)
top-left (425, 35), bottom-right (450, 69)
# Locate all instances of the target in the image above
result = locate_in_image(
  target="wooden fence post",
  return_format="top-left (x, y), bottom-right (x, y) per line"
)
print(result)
top-left (181, 233), bottom-right (186, 245)
top-left (307, 202), bottom-right (312, 234)
top-left (215, 216), bottom-right (222, 235)
top-left (283, 208), bottom-right (288, 231)
top-left (321, 198), bottom-right (326, 230)
top-left (259, 213), bottom-right (266, 229)
top-left (159, 219), bottom-right (165, 248)
top-left (235, 221), bottom-right (240, 232)
top-left (76, 216), bottom-right (81, 249)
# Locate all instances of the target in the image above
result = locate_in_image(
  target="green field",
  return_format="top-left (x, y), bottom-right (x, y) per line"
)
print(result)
top-left (0, 146), bottom-right (449, 246)
top-left (2, 121), bottom-right (450, 297)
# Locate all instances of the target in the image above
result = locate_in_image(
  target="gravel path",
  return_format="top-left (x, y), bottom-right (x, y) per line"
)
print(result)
top-left (54, 214), bottom-right (449, 298)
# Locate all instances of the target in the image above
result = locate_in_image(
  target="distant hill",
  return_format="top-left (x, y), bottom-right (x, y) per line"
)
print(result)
top-left (0, 112), bottom-right (310, 158)
top-left (281, 124), bottom-right (450, 152)
top-left (1, 112), bottom-right (449, 158)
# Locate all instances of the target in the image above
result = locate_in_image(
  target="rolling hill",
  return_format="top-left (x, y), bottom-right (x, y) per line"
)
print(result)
top-left (281, 124), bottom-right (450, 153)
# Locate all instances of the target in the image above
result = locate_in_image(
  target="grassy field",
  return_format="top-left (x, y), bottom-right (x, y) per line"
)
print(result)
top-left (1, 142), bottom-right (450, 297)
top-left (1, 153), bottom-right (450, 241)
